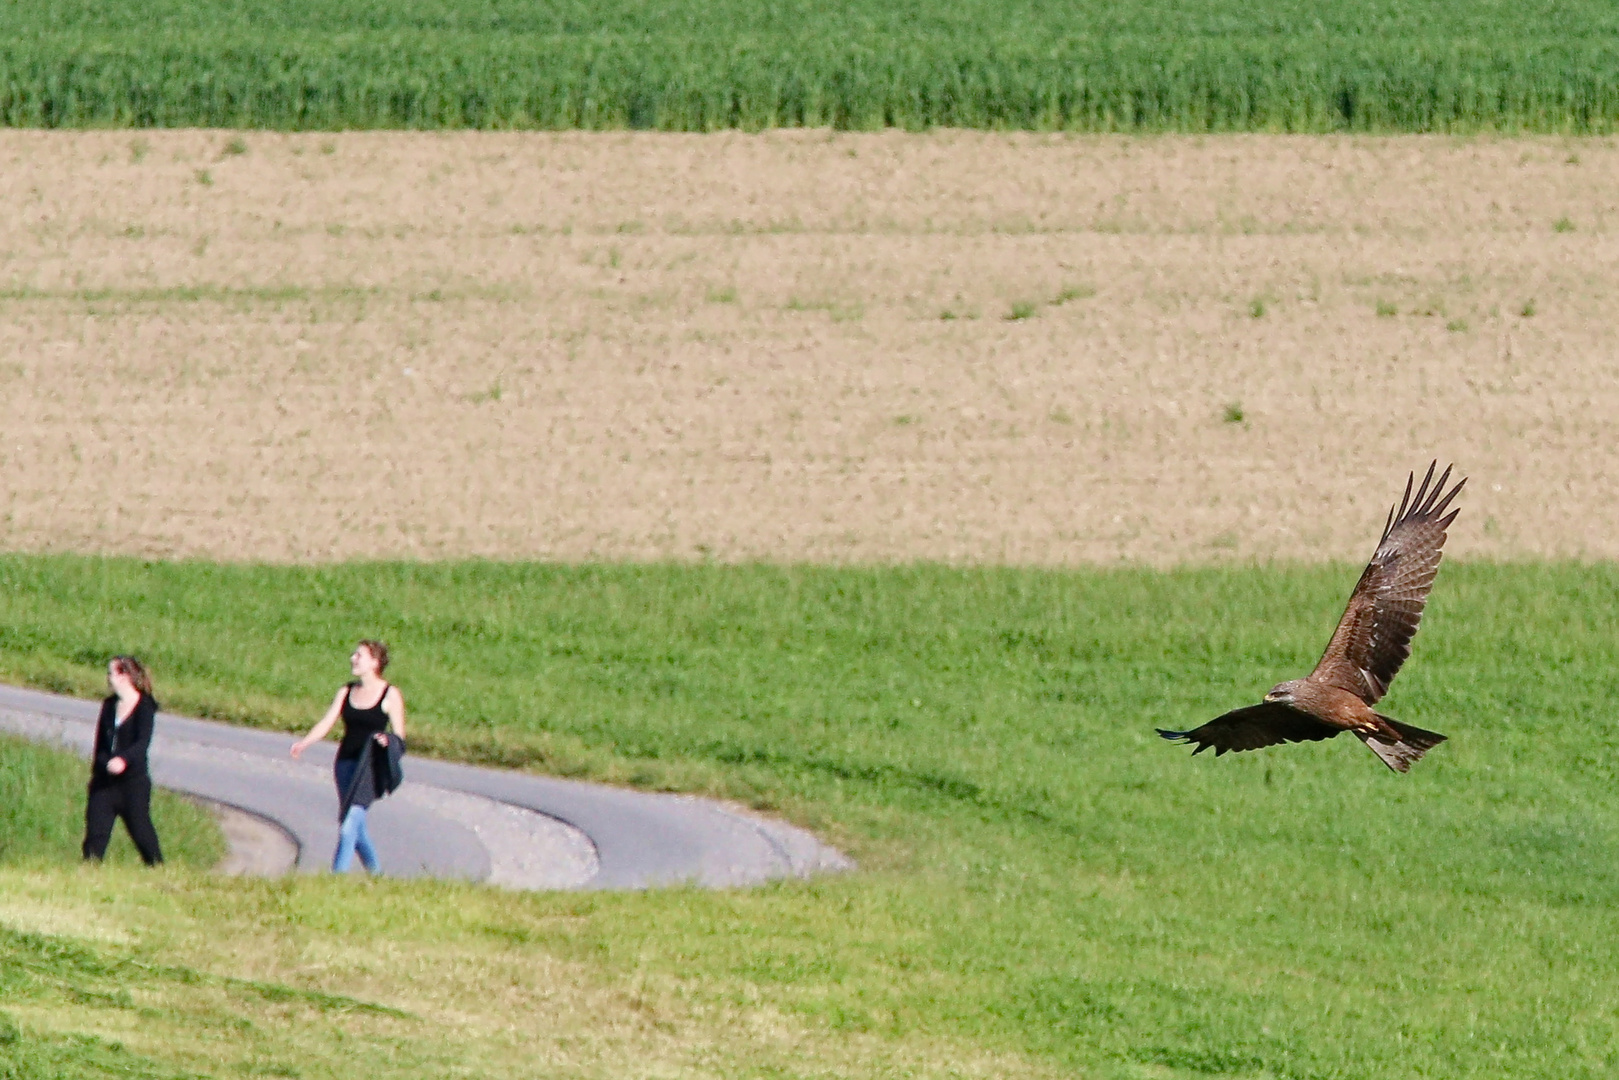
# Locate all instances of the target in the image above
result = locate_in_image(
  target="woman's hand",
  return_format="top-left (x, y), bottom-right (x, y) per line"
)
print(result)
top-left (290, 738), bottom-right (308, 759)
top-left (106, 757), bottom-right (126, 775)
top-left (374, 733), bottom-right (389, 746)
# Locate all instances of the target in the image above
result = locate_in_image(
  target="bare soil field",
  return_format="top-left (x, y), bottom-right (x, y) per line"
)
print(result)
top-left (1, 130), bottom-right (1616, 565)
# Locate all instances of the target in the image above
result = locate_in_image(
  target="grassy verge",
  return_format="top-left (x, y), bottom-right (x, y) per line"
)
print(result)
top-left (2, 556), bottom-right (1619, 1077)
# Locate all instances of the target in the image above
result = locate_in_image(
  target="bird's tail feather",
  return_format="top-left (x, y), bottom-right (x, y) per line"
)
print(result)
top-left (1357, 716), bottom-right (1447, 774)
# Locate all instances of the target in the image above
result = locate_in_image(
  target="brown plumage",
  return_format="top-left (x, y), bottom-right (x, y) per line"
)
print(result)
top-left (1158, 462), bottom-right (1464, 773)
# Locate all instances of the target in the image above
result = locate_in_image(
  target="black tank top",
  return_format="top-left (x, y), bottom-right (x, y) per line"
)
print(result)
top-left (336, 682), bottom-right (390, 761)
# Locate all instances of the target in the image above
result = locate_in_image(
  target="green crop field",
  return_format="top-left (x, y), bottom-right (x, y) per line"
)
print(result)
top-left (2, 556), bottom-right (1619, 1077)
top-left (4, 0), bottom-right (1619, 131)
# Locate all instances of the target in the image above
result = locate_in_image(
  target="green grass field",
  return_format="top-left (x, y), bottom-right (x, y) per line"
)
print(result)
top-left (5, 0), bottom-right (1619, 131)
top-left (3, 556), bottom-right (1619, 1077)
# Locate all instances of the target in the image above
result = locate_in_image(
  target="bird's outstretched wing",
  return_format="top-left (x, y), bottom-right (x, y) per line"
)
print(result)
top-left (1157, 702), bottom-right (1338, 756)
top-left (1309, 462), bottom-right (1465, 704)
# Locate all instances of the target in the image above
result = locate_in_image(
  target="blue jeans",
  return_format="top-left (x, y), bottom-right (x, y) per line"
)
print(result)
top-left (332, 757), bottom-right (380, 873)
top-left (333, 805), bottom-right (379, 873)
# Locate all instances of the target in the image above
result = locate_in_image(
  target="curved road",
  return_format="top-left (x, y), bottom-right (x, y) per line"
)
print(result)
top-left (0, 684), bottom-right (851, 890)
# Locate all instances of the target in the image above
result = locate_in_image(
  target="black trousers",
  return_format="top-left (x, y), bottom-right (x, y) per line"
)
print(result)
top-left (83, 777), bottom-right (164, 865)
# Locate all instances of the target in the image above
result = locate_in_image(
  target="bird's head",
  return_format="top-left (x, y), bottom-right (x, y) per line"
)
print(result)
top-left (1263, 680), bottom-right (1301, 704)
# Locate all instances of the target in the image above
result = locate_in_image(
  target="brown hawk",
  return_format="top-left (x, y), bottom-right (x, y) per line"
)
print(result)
top-left (1158, 462), bottom-right (1464, 773)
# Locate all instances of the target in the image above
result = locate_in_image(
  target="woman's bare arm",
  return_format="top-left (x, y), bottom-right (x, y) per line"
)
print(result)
top-left (290, 688), bottom-right (348, 758)
top-left (378, 687), bottom-right (406, 745)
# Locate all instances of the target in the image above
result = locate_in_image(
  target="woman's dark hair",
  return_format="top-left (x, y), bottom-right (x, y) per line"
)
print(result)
top-left (357, 639), bottom-right (390, 673)
top-left (111, 655), bottom-right (154, 697)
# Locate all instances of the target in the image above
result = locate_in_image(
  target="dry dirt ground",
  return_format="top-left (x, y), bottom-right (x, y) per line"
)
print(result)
top-left (1, 130), bottom-right (1616, 565)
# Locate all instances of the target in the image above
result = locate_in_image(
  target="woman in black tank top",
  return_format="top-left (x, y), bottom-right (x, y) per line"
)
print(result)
top-left (291, 640), bottom-right (408, 873)
top-left (337, 683), bottom-right (392, 761)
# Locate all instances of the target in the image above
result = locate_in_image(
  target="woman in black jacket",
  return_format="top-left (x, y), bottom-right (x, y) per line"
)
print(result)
top-left (82, 655), bottom-right (164, 865)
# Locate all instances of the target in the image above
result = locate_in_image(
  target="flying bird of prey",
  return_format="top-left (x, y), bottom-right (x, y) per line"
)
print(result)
top-left (1158, 463), bottom-right (1465, 773)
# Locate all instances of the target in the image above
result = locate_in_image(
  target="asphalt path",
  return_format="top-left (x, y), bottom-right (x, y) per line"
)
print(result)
top-left (0, 684), bottom-right (851, 890)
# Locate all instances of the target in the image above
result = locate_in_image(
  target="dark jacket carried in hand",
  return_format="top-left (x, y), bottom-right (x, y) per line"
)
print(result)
top-left (91, 694), bottom-right (157, 788)
top-left (378, 733), bottom-right (405, 796)
top-left (338, 734), bottom-right (406, 823)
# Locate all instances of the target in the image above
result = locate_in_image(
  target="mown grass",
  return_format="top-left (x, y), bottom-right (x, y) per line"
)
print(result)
top-left (2, 556), bottom-right (1619, 1077)
top-left (0, 908), bottom-right (424, 1080)
top-left (4, 0), bottom-right (1619, 131)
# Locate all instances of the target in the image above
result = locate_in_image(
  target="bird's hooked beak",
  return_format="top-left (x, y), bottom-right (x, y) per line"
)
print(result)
top-left (1264, 685), bottom-right (1295, 704)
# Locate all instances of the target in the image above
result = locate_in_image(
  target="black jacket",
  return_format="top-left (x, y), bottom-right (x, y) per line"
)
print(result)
top-left (337, 735), bottom-right (405, 823)
top-left (91, 694), bottom-right (157, 787)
